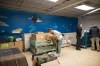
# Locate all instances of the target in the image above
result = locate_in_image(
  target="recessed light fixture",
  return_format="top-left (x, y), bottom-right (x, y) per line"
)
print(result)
top-left (48, 0), bottom-right (59, 2)
top-left (75, 5), bottom-right (94, 11)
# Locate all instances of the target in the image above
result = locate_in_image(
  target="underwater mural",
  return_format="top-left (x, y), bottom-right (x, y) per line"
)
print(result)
top-left (0, 21), bottom-right (9, 27)
top-left (0, 8), bottom-right (78, 35)
top-left (12, 28), bottom-right (23, 33)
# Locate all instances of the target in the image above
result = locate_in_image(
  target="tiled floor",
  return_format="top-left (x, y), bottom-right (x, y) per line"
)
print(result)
top-left (23, 46), bottom-right (100, 66)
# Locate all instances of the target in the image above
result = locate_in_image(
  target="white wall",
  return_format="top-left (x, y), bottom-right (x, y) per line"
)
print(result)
top-left (78, 14), bottom-right (100, 31)
top-left (63, 32), bottom-right (77, 44)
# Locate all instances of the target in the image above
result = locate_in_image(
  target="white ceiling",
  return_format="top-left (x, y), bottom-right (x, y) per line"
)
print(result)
top-left (0, 0), bottom-right (100, 17)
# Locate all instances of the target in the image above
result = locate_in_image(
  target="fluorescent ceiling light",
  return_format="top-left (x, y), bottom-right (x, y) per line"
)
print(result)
top-left (75, 5), bottom-right (94, 11)
top-left (48, 0), bottom-right (59, 2)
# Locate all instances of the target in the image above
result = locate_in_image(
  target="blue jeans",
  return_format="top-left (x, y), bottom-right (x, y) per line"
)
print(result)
top-left (56, 40), bottom-right (62, 55)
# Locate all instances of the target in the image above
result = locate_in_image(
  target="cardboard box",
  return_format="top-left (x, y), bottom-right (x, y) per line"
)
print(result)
top-left (35, 32), bottom-right (44, 34)
top-left (45, 33), bottom-right (52, 40)
top-left (0, 43), bottom-right (8, 48)
top-left (8, 42), bottom-right (15, 48)
top-left (15, 41), bottom-right (23, 52)
top-left (32, 34), bottom-right (45, 42)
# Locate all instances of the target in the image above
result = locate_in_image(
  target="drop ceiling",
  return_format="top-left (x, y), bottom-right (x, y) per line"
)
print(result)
top-left (0, 0), bottom-right (100, 17)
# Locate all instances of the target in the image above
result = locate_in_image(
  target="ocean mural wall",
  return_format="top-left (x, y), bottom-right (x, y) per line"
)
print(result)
top-left (0, 8), bottom-right (78, 35)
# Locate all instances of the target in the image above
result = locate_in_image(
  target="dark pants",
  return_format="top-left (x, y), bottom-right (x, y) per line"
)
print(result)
top-left (76, 36), bottom-right (81, 50)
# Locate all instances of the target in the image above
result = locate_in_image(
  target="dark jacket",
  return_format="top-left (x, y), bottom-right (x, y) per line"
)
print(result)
top-left (89, 26), bottom-right (99, 38)
top-left (99, 29), bottom-right (100, 38)
top-left (76, 27), bottom-right (82, 38)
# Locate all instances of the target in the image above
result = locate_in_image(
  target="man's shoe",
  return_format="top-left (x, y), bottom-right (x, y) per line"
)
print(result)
top-left (76, 48), bottom-right (81, 51)
top-left (91, 49), bottom-right (96, 51)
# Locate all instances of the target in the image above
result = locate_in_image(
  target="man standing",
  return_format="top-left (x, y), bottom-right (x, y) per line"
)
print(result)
top-left (48, 28), bottom-right (63, 56)
top-left (89, 26), bottom-right (100, 52)
top-left (76, 24), bottom-right (82, 50)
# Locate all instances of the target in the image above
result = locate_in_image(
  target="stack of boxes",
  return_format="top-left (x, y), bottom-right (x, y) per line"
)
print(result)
top-left (31, 32), bottom-right (46, 42)
top-left (30, 32), bottom-right (55, 54)
top-left (0, 41), bottom-right (23, 52)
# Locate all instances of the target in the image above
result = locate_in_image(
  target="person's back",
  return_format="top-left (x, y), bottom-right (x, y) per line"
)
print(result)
top-left (51, 30), bottom-right (63, 40)
top-left (89, 26), bottom-right (99, 38)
